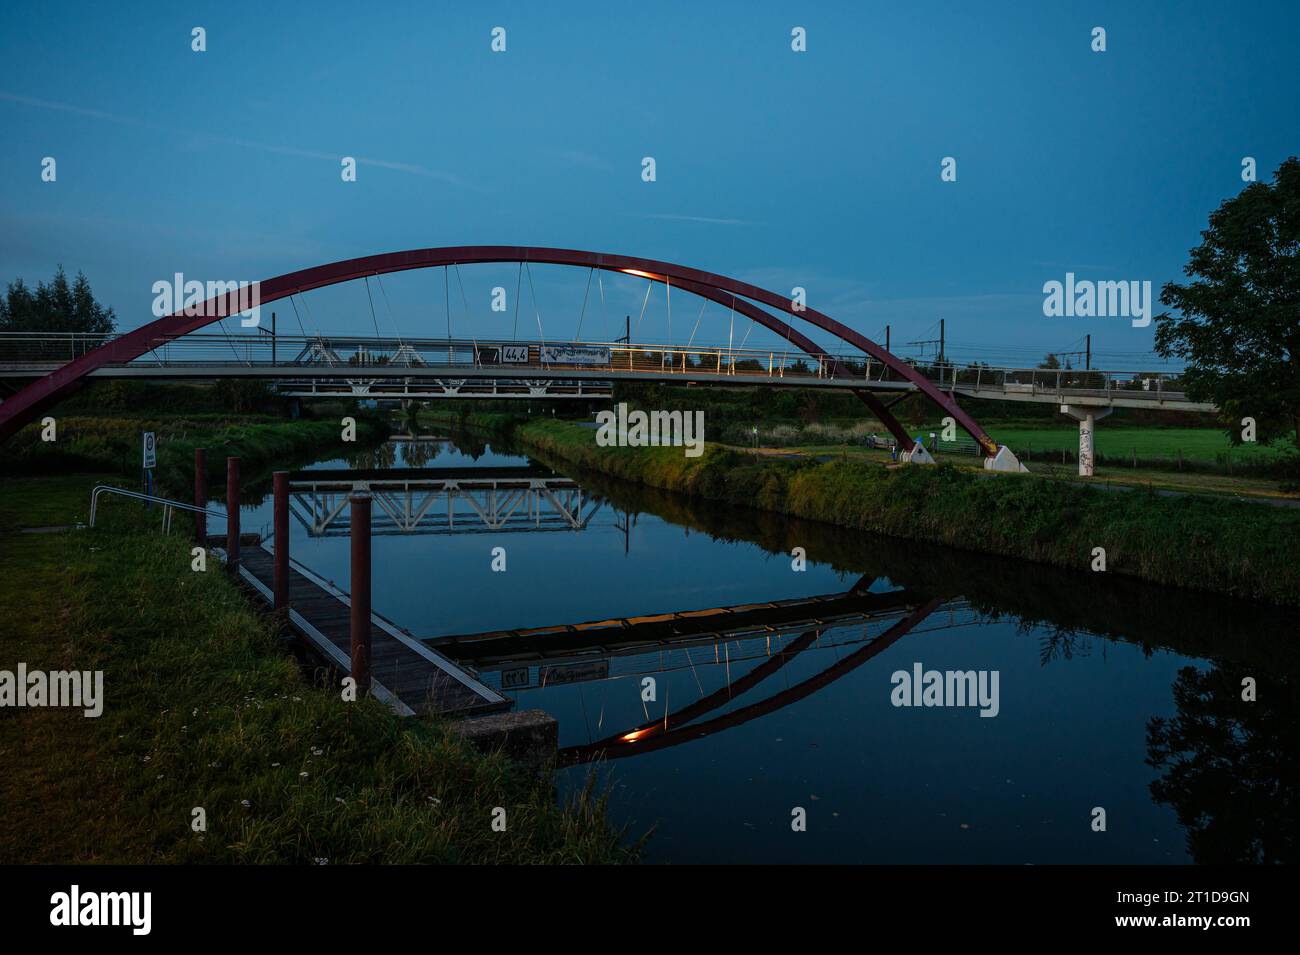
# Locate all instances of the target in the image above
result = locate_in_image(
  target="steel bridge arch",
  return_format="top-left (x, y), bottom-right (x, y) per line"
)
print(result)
top-left (0, 246), bottom-right (997, 453)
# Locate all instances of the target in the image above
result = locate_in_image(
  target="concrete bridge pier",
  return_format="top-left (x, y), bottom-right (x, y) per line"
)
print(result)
top-left (1060, 404), bottom-right (1113, 476)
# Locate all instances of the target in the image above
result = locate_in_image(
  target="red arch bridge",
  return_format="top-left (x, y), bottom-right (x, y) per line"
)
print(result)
top-left (0, 246), bottom-right (1212, 466)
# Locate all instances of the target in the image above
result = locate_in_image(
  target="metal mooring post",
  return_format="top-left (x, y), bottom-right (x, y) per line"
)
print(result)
top-left (350, 492), bottom-right (372, 694)
top-left (226, 457), bottom-right (241, 569)
top-left (194, 448), bottom-right (208, 542)
top-left (273, 471), bottom-right (289, 616)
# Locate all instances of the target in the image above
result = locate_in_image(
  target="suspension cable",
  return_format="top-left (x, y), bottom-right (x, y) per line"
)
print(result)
top-left (524, 262), bottom-right (545, 346)
top-left (576, 267), bottom-right (593, 342)
top-left (634, 278), bottom-right (653, 337)
top-left (453, 263), bottom-right (477, 354)
top-left (686, 299), bottom-right (706, 349)
top-left (597, 273), bottom-right (608, 340)
top-left (738, 313), bottom-right (756, 350)
top-left (374, 274), bottom-right (406, 351)
top-left (288, 294), bottom-right (308, 339)
top-left (666, 277), bottom-right (672, 344)
top-left (363, 276), bottom-right (382, 340)
top-left (728, 294), bottom-right (735, 361)
top-left (511, 262), bottom-right (522, 341)
top-left (214, 317), bottom-right (245, 363)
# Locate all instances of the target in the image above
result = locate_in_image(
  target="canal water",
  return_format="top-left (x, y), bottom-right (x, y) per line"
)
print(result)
top-left (234, 434), bottom-right (1298, 865)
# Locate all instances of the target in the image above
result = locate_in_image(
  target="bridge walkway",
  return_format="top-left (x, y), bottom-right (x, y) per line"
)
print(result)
top-left (232, 542), bottom-right (509, 718)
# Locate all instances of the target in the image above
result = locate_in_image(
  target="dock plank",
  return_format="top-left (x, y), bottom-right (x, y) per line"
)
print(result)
top-left (235, 546), bottom-right (508, 718)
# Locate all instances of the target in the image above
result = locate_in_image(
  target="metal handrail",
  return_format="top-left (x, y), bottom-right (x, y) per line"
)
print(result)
top-left (89, 484), bottom-right (228, 533)
top-left (0, 331), bottom-right (1197, 401)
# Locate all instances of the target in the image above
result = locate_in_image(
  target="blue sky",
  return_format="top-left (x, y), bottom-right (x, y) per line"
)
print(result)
top-left (2, 0), bottom-right (1296, 367)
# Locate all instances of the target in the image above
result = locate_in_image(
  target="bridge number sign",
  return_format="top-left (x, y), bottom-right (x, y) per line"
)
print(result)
top-left (142, 431), bottom-right (157, 469)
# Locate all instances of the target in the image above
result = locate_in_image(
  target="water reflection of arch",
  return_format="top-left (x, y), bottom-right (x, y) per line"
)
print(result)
top-left (515, 574), bottom-right (946, 766)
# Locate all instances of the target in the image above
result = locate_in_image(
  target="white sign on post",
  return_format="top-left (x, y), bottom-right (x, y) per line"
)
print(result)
top-left (142, 431), bottom-right (157, 469)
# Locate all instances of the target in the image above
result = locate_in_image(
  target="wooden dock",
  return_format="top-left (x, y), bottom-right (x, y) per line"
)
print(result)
top-left (231, 542), bottom-right (509, 718)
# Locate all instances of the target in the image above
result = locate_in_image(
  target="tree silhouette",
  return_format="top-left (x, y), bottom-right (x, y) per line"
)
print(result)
top-left (0, 266), bottom-right (117, 358)
top-left (1155, 157), bottom-right (1300, 452)
top-left (1146, 664), bottom-right (1297, 863)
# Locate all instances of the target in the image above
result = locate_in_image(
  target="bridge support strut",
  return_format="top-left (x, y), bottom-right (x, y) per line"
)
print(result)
top-left (1060, 404), bottom-right (1113, 477)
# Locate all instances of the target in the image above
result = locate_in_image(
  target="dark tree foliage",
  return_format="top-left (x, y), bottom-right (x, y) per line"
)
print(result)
top-left (1146, 665), bottom-right (1297, 864)
top-left (1154, 157), bottom-right (1300, 450)
top-left (0, 266), bottom-right (117, 336)
top-left (212, 379), bottom-right (271, 413)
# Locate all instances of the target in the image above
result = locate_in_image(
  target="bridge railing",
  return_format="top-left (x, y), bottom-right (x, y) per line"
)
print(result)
top-left (906, 361), bottom-right (1191, 402)
top-left (0, 331), bottom-right (1192, 398)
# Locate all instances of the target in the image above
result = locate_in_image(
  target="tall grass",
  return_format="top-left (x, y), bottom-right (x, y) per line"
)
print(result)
top-left (0, 486), bottom-right (637, 864)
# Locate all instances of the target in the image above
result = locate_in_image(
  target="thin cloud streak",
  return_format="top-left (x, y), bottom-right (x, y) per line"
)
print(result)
top-left (0, 90), bottom-right (471, 186)
top-left (639, 213), bottom-right (754, 226)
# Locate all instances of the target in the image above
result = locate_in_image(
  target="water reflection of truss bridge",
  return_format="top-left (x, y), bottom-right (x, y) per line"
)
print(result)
top-left (287, 465), bottom-right (602, 537)
top-left (425, 576), bottom-right (976, 764)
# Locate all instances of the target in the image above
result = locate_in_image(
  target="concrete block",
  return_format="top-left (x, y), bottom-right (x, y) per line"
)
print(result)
top-left (984, 445), bottom-right (1029, 472)
top-left (452, 709), bottom-right (558, 775)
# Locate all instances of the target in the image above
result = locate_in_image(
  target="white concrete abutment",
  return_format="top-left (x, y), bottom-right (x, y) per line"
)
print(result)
top-left (1059, 404), bottom-right (1113, 476)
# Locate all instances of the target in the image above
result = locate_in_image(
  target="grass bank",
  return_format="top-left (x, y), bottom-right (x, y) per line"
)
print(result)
top-left (1, 414), bottom-right (388, 498)
top-left (451, 413), bottom-right (1300, 607)
top-left (0, 474), bottom-right (636, 863)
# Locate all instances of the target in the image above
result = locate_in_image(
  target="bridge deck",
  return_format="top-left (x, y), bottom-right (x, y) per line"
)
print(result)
top-left (234, 544), bottom-right (509, 718)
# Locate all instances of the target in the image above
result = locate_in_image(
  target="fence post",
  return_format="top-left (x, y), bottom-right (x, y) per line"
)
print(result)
top-left (273, 471), bottom-right (289, 616)
top-left (350, 493), bottom-right (372, 695)
top-left (194, 448), bottom-right (208, 542)
top-left (226, 457), bottom-right (240, 569)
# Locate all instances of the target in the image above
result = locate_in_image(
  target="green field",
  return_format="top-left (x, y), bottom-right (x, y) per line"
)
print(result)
top-left (968, 424), bottom-right (1284, 465)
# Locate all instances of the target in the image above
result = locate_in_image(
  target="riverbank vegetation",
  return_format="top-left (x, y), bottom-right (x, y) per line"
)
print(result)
top-left (0, 474), bottom-right (636, 863)
top-left (0, 381), bottom-right (389, 497)
top-left (609, 382), bottom-right (1299, 481)
top-left (450, 413), bottom-right (1300, 606)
